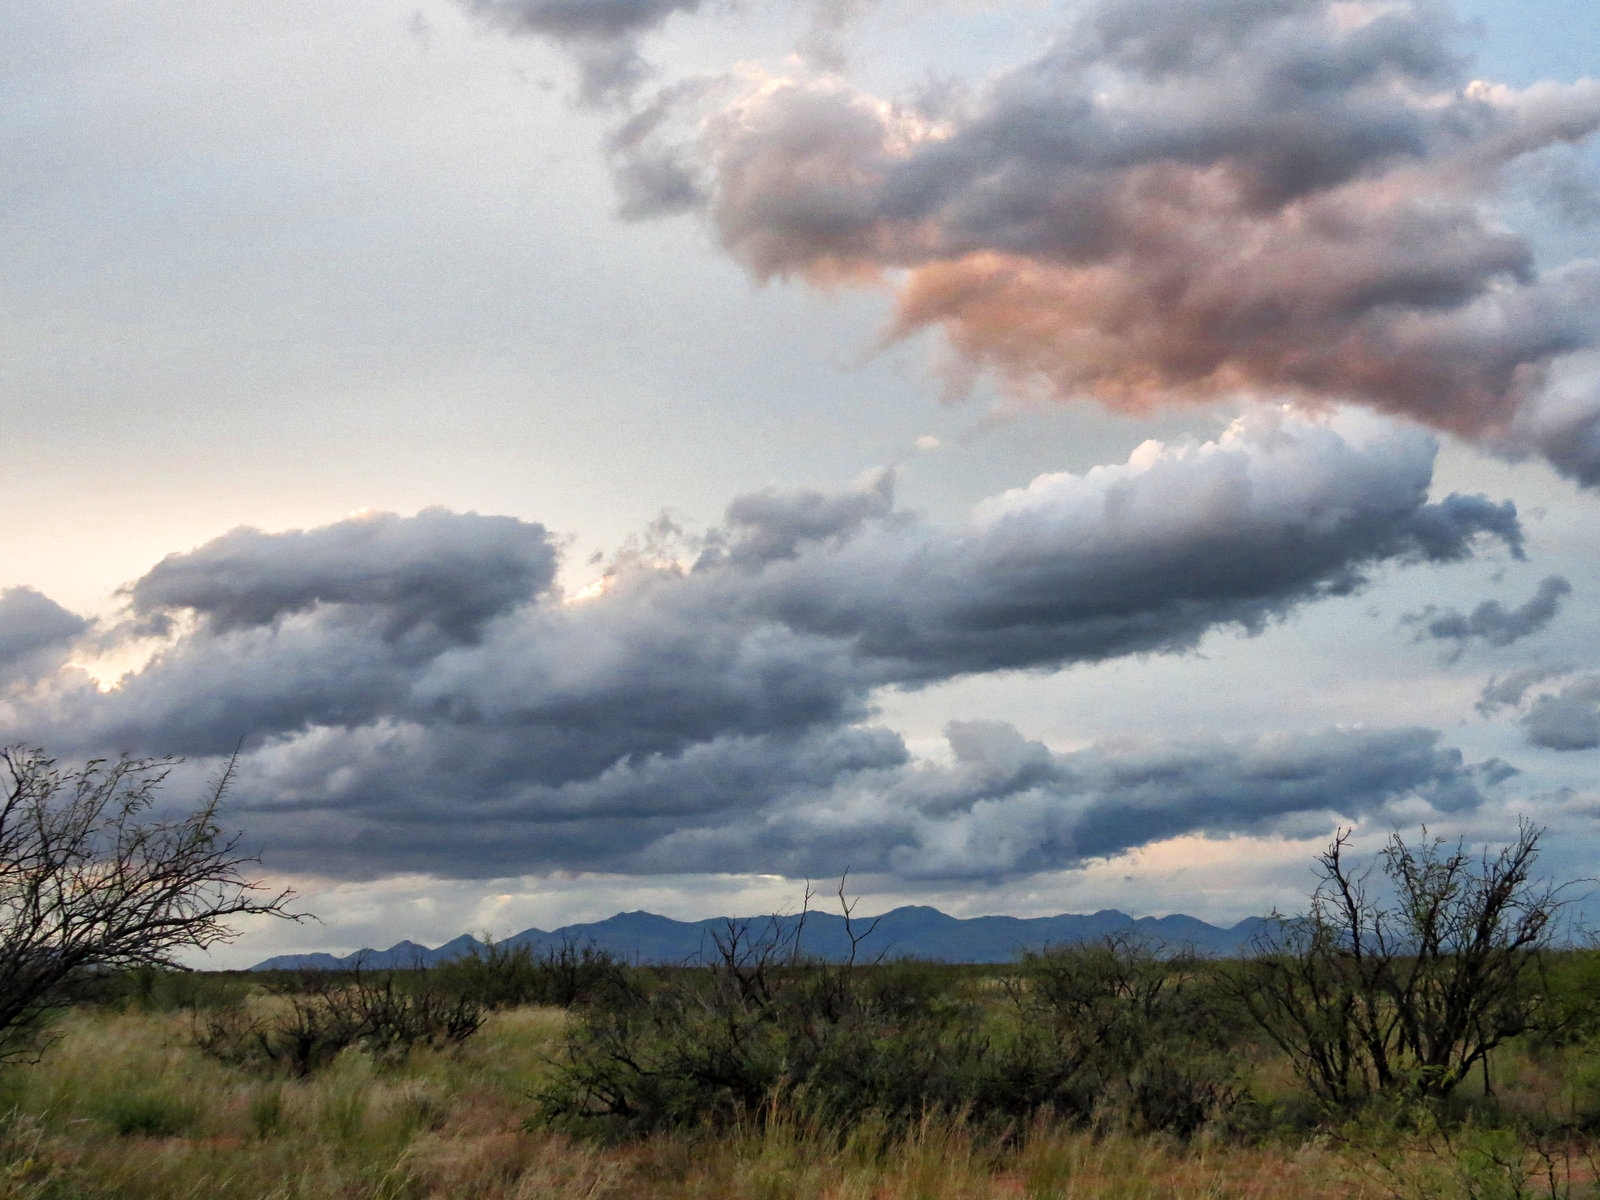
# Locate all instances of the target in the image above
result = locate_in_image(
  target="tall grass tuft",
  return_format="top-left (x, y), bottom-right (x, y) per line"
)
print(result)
top-left (89, 1089), bottom-right (199, 1138)
top-left (248, 1084), bottom-right (284, 1139)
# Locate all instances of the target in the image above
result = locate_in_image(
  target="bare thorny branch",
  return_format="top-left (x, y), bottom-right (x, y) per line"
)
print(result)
top-left (1235, 821), bottom-right (1569, 1107)
top-left (0, 746), bottom-right (301, 1060)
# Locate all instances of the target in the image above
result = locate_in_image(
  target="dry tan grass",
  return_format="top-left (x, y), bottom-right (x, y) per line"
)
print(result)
top-left (0, 1002), bottom-right (1594, 1200)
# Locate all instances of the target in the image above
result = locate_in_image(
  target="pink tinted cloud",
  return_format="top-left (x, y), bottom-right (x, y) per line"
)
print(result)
top-left (672, 0), bottom-right (1600, 470)
top-left (466, 0), bottom-right (1600, 477)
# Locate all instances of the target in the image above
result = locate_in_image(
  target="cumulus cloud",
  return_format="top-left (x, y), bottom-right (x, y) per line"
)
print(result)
top-left (0, 588), bottom-right (90, 687)
top-left (0, 412), bottom-right (1522, 880)
top-left (1507, 383), bottom-right (1600, 488)
top-left (1476, 665), bottom-right (1600, 751)
top-left (781, 722), bottom-right (1496, 882)
top-left (1523, 682), bottom-right (1600, 751)
top-left (726, 413), bottom-right (1518, 680)
top-left (125, 507), bottom-right (558, 644)
top-left (492, 0), bottom-right (1600, 482)
top-left (1404, 574), bottom-right (1572, 656)
top-left (1477, 664), bottom-right (1574, 713)
top-left (709, 467), bottom-right (897, 566)
top-left (235, 720), bottom-right (1499, 880)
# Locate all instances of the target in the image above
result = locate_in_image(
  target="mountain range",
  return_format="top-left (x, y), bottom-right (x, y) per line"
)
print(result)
top-left (249, 906), bottom-right (1279, 970)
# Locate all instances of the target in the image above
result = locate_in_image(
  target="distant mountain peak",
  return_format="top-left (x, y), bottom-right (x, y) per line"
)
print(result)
top-left (250, 905), bottom-right (1270, 970)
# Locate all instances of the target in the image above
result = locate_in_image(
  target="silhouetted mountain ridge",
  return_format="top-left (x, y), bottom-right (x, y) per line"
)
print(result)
top-left (250, 906), bottom-right (1276, 970)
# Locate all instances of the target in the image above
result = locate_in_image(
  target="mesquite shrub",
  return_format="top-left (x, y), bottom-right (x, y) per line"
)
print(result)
top-left (538, 904), bottom-right (1238, 1137)
top-left (0, 748), bottom-right (297, 1061)
top-left (431, 938), bottom-right (629, 1010)
top-left (196, 967), bottom-right (483, 1076)
top-left (1011, 938), bottom-right (1243, 1137)
top-left (1232, 823), bottom-right (1567, 1106)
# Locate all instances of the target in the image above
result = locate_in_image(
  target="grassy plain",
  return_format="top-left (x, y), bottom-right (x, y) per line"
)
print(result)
top-left (0, 958), bottom-right (1598, 1200)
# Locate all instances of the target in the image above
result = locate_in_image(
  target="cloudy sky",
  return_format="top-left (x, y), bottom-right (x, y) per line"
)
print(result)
top-left (3, 0), bottom-right (1599, 966)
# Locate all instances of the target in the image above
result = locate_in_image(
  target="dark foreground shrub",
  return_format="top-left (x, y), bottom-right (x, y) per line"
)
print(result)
top-left (537, 914), bottom-right (1014, 1134)
top-left (195, 967), bottom-right (483, 1076)
top-left (1010, 938), bottom-right (1244, 1138)
top-left (1231, 824), bottom-right (1569, 1108)
top-left (537, 906), bottom-right (1238, 1139)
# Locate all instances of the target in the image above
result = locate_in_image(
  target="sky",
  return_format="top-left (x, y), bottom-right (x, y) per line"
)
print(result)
top-left (2, 0), bottom-right (1599, 967)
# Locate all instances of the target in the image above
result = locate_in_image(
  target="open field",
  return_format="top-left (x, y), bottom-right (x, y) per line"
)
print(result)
top-left (2, 953), bottom-right (1600, 1200)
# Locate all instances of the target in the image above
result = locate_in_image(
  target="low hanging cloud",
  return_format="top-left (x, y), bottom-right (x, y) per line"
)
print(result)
top-left (1404, 574), bottom-right (1572, 657)
top-left (231, 720), bottom-right (1500, 881)
top-left (710, 722), bottom-right (1502, 883)
top-left (0, 412), bottom-right (1521, 881)
top-left (479, 0), bottom-right (1600, 483)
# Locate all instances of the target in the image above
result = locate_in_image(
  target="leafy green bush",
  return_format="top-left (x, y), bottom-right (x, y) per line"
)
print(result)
top-left (1008, 937), bottom-right (1243, 1137)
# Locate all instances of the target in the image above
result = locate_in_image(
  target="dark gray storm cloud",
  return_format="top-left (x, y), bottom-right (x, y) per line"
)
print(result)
top-left (706, 722), bottom-right (1499, 883)
top-left (709, 468), bottom-right (896, 565)
top-left (718, 418), bottom-right (1518, 680)
top-left (226, 720), bottom-right (1498, 880)
top-left (125, 508), bottom-right (558, 644)
top-left (1523, 682), bottom-right (1600, 751)
top-left (462, 0), bottom-right (706, 101)
top-left (0, 588), bottom-right (90, 684)
top-left (1405, 574), bottom-right (1572, 656)
top-left (0, 414), bottom-right (1522, 880)
top-left (1477, 665), bottom-right (1600, 751)
top-left (1477, 664), bottom-right (1574, 713)
top-left (467, 0), bottom-right (703, 39)
top-left (493, 0), bottom-right (1600, 482)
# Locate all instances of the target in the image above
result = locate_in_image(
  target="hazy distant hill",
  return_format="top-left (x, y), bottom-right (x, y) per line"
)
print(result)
top-left (250, 906), bottom-right (1276, 970)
